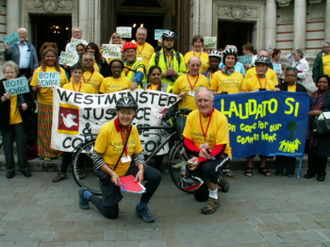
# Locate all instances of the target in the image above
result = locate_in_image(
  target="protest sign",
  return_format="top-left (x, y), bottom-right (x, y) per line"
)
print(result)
top-left (102, 44), bottom-right (122, 59)
top-left (38, 72), bottom-right (60, 87)
top-left (3, 77), bottom-right (30, 95)
top-left (154, 29), bottom-right (169, 40)
top-left (70, 38), bottom-right (88, 50)
top-left (51, 89), bottom-right (180, 154)
top-left (238, 55), bottom-right (253, 65)
top-left (203, 37), bottom-right (217, 49)
top-left (213, 91), bottom-right (310, 159)
top-left (2, 32), bottom-right (20, 45)
top-left (59, 51), bottom-right (79, 67)
top-left (273, 63), bottom-right (283, 74)
top-left (116, 27), bottom-right (132, 38)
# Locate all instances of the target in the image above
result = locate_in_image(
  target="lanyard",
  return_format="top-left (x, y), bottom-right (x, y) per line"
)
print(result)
top-left (186, 74), bottom-right (199, 91)
top-left (125, 65), bottom-right (132, 77)
top-left (193, 51), bottom-right (201, 58)
top-left (137, 44), bottom-right (145, 55)
top-left (149, 83), bottom-right (161, 91)
top-left (72, 82), bottom-right (82, 92)
top-left (120, 129), bottom-right (128, 156)
top-left (257, 75), bottom-right (267, 88)
top-left (82, 70), bottom-right (95, 84)
top-left (200, 109), bottom-right (214, 140)
top-left (167, 53), bottom-right (173, 68)
top-left (163, 50), bottom-right (173, 69)
top-left (210, 70), bottom-right (213, 80)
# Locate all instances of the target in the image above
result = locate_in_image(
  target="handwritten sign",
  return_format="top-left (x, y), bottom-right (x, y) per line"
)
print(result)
top-left (3, 77), bottom-right (30, 95)
top-left (69, 38), bottom-right (88, 50)
top-left (273, 63), bottom-right (282, 74)
top-left (154, 29), bottom-right (170, 40)
top-left (102, 44), bottom-right (122, 59)
top-left (59, 51), bottom-right (79, 67)
top-left (203, 37), bottom-right (217, 49)
top-left (116, 27), bottom-right (132, 38)
top-left (38, 72), bottom-right (60, 87)
top-left (238, 55), bottom-right (253, 65)
top-left (2, 32), bottom-right (20, 45)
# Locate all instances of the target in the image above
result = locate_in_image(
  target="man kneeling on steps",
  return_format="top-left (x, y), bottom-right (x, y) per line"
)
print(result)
top-left (183, 87), bottom-right (232, 214)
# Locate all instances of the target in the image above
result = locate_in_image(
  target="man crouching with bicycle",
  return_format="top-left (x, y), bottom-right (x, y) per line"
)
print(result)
top-left (78, 95), bottom-right (161, 223)
top-left (183, 87), bottom-right (232, 214)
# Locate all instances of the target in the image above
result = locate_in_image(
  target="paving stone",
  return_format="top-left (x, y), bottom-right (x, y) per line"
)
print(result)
top-left (294, 212), bottom-right (317, 221)
top-left (261, 232), bottom-right (284, 244)
top-left (78, 230), bottom-right (104, 241)
top-left (2, 213), bottom-right (25, 221)
top-left (149, 229), bottom-right (164, 240)
top-left (0, 242), bottom-right (14, 247)
top-left (114, 241), bottom-right (139, 247)
top-left (49, 221), bottom-right (74, 231)
top-left (299, 230), bottom-right (327, 241)
top-left (55, 199), bottom-right (75, 206)
top-left (50, 192), bottom-right (69, 199)
top-left (139, 240), bottom-right (165, 247)
top-left (66, 213), bottom-right (91, 221)
top-left (257, 199), bottom-right (280, 207)
top-left (37, 199), bottom-right (57, 205)
top-left (306, 197), bottom-right (328, 204)
top-left (30, 231), bottom-right (57, 241)
top-left (55, 231), bottom-right (79, 241)
top-left (13, 242), bottom-right (38, 247)
top-left (32, 192), bottom-right (53, 199)
top-left (275, 213), bottom-right (301, 222)
top-left (104, 230), bottom-right (127, 241)
top-left (89, 241), bottom-right (115, 247)
top-left (5, 230), bottom-right (33, 241)
top-left (277, 232), bottom-right (306, 243)
top-left (39, 242), bottom-right (65, 247)
top-left (318, 229), bottom-right (330, 240)
top-left (315, 220), bottom-right (330, 229)
top-left (297, 220), bottom-right (323, 230)
top-left (127, 229), bottom-right (152, 240)
top-left (64, 241), bottom-right (89, 247)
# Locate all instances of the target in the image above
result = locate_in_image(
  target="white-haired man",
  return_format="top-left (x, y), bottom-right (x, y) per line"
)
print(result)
top-left (65, 26), bottom-right (83, 55)
top-left (135, 27), bottom-right (155, 70)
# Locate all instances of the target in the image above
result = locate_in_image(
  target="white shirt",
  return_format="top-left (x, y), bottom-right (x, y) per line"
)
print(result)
top-left (18, 41), bottom-right (30, 69)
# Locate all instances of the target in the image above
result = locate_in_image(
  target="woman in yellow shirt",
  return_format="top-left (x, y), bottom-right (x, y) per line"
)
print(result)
top-left (30, 42), bottom-right (69, 161)
top-left (0, 61), bottom-right (34, 178)
top-left (184, 35), bottom-right (209, 73)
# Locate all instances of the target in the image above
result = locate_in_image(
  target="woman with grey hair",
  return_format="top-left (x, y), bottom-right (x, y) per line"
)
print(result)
top-left (0, 61), bottom-right (34, 178)
top-left (286, 48), bottom-right (310, 85)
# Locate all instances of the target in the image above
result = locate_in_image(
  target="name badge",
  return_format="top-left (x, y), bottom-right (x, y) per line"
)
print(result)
top-left (189, 90), bottom-right (195, 97)
top-left (137, 57), bottom-right (143, 61)
top-left (121, 156), bottom-right (131, 163)
top-left (200, 143), bottom-right (209, 149)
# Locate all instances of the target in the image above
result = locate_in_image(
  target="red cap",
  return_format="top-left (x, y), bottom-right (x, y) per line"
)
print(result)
top-left (123, 41), bottom-right (138, 51)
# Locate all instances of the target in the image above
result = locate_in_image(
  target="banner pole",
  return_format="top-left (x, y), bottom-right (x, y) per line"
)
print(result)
top-left (298, 158), bottom-right (303, 178)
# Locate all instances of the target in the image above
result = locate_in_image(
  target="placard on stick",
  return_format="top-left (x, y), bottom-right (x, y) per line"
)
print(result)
top-left (203, 37), bottom-right (217, 49)
top-left (70, 38), bottom-right (88, 50)
top-left (238, 55), bottom-right (253, 65)
top-left (59, 52), bottom-right (79, 67)
top-left (2, 32), bottom-right (20, 45)
top-left (38, 72), bottom-right (60, 87)
top-left (3, 77), bottom-right (30, 95)
top-left (116, 27), bottom-right (132, 38)
top-left (273, 63), bottom-right (282, 74)
top-left (154, 29), bottom-right (169, 40)
top-left (102, 44), bottom-right (122, 59)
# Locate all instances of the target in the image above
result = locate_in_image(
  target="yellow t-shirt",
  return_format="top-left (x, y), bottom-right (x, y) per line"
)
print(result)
top-left (99, 77), bottom-right (132, 93)
top-left (184, 51), bottom-right (209, 74)
top-left (30, 66), bottom-right (69, 105)
top-left (63, 82), bottom-right (95, 94)
top-left (287, 84), bottom-right (296, 92)
top-left (183, 109), bottom-right (232, 159)
top-left (94, 120), bottom-right (143, 177)
top-left (70, 70), bottom-right (104, 94)
top-left (9, 95), bottom-right (22, 125)
top-left (136, 42), bottom-right (155, 71)
top-left (94, 62), bottom-right (100, 73)
top-left (172, 74), bottom-right (209, 111)
top-left (244, 67), bottom-right (278, 85)
top-left (210, 71), bottom-right (243, 94)
top-left (323, 54), bottom-right (330, 76)
top-left (243, 76), bottom-right (276, 92)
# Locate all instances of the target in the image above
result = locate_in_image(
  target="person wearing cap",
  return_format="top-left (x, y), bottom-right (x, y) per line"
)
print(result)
top-left (219, 45), bottom-right (245, 77)
top-left (183, 87), bottom-right (231, 214)
top-left (122, 41), bottom-right (145, 89)
top-left (210, 49), bottom-right (244, 94)
top-left (184, 35), bottom-right (209, 73)
top-left (135, 27), bottom-right (155, 71)
top-left (148, 31), bottom-right (187, 87)
top-left (78, 95), bottom-right (161, 223)
top-left (202, 50), bottom-right (221, 81)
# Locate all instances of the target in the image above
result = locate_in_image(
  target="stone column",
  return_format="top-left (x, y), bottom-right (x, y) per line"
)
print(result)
top-left (293, 0), bottom-right (306, 49)
top-left (201, 0), bottom-right (213, 36)
top-left (264, 0), bottom-right (277, 49)
top-left (325, 0), bottom-right (330, 41)
top-left (6, 0), bottom-right (20, 34)
top-left (78, 0), bottom-right (89, 41)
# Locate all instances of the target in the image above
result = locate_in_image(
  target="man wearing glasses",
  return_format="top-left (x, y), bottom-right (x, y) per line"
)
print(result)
top-left (313, 41), bottom-right (330, 83)
top-left (65, 27), bottom-right (83, 55)
top-left (135, 27), bottom-right (155, 71)
top-left (183, 87), bottom-right (231, 214)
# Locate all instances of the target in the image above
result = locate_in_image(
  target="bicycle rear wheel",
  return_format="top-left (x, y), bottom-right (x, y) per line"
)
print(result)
top-left (168, 140), bottom-right (193, 193)
top-left (72, 140), bottom-right (102, 195)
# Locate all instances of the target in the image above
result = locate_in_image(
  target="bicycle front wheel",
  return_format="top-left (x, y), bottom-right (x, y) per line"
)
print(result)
top-left (168, 140), bottom-right (193, 193)
top-left (72, 140), bottom-right (102, 195)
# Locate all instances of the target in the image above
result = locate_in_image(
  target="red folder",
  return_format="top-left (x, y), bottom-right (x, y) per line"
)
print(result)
top-left (119, 175), bottom-right (146, 193)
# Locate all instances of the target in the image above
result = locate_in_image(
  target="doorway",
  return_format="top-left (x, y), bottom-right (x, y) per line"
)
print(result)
top-left (30, 15), bottom-right (72, 60)
top-left (218, 21), bottom-right (253, 55)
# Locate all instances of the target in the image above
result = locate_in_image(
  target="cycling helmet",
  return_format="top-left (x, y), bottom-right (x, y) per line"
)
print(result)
top-left (254, 56), bottom-right (270, 65)
top-left (178, 174), bottom-right (204, 192)
top-left (116, 95), bottom-right (138, 111)
top-left (223, 48), bottom-right (238, 61)
top-left (162, 31), bottom-right (176, 40)
top-left (208, 50), bottom-right (222, 60)
top-left (122, 41), bottom-right (138, 51)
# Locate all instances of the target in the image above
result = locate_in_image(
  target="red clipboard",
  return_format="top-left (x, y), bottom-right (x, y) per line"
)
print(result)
top-left (119, 175), bottom-right (146, 193)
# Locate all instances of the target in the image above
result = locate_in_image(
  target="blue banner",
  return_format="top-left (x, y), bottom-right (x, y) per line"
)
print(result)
top-left (213, 91), bottom-right (310, 159)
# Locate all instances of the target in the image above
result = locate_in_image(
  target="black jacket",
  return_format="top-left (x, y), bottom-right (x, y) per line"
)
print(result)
top-left (276, 82), bottom-right (307, 93)
top-left (0, 78), bottom-right (34, 132)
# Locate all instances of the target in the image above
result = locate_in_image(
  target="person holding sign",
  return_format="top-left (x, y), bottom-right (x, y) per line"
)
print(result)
top-left (242, 43), bottom-right (257, 70)
top-left (210, 48), bottom-right (243, 94)
top-left (87, 43), bottom-right (110, 78)
top-left (72, 52), bottom-right (104, 94)
top-left (135, 27), bottom-right (155, 71)
top-left (286, 49), bottom-right (309, 85)
top-left (183, 87), bottom-right (231, 214)
top-left (0, 61), bottom-right (34, 178)
top-left (271, 49), bottom-right (286, 84)
top-left (184, 35), bottom-right (209, 74)
top-left (30, 42), bottom-right (69, 161)
top-left (4, 28), bottom-right (39, 79)
top-left (100, 60), bottom-right (133, 93)
top-left (122, 42), bottom-right (145, 88)
top-left (274, 67), bottom-right (307, 177)
top-left (107, 33), bottom-right (123, 64)
top-left (202, 50), bottom-right (221, 81)
top-left (148, 31), bottom-right (187, 87)
top-left (65, 27), bottom-right (83, 55)
top-left (78, 96), bottom-right (161, 222)
top-left (173, 57), bottom-right (209, 133)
